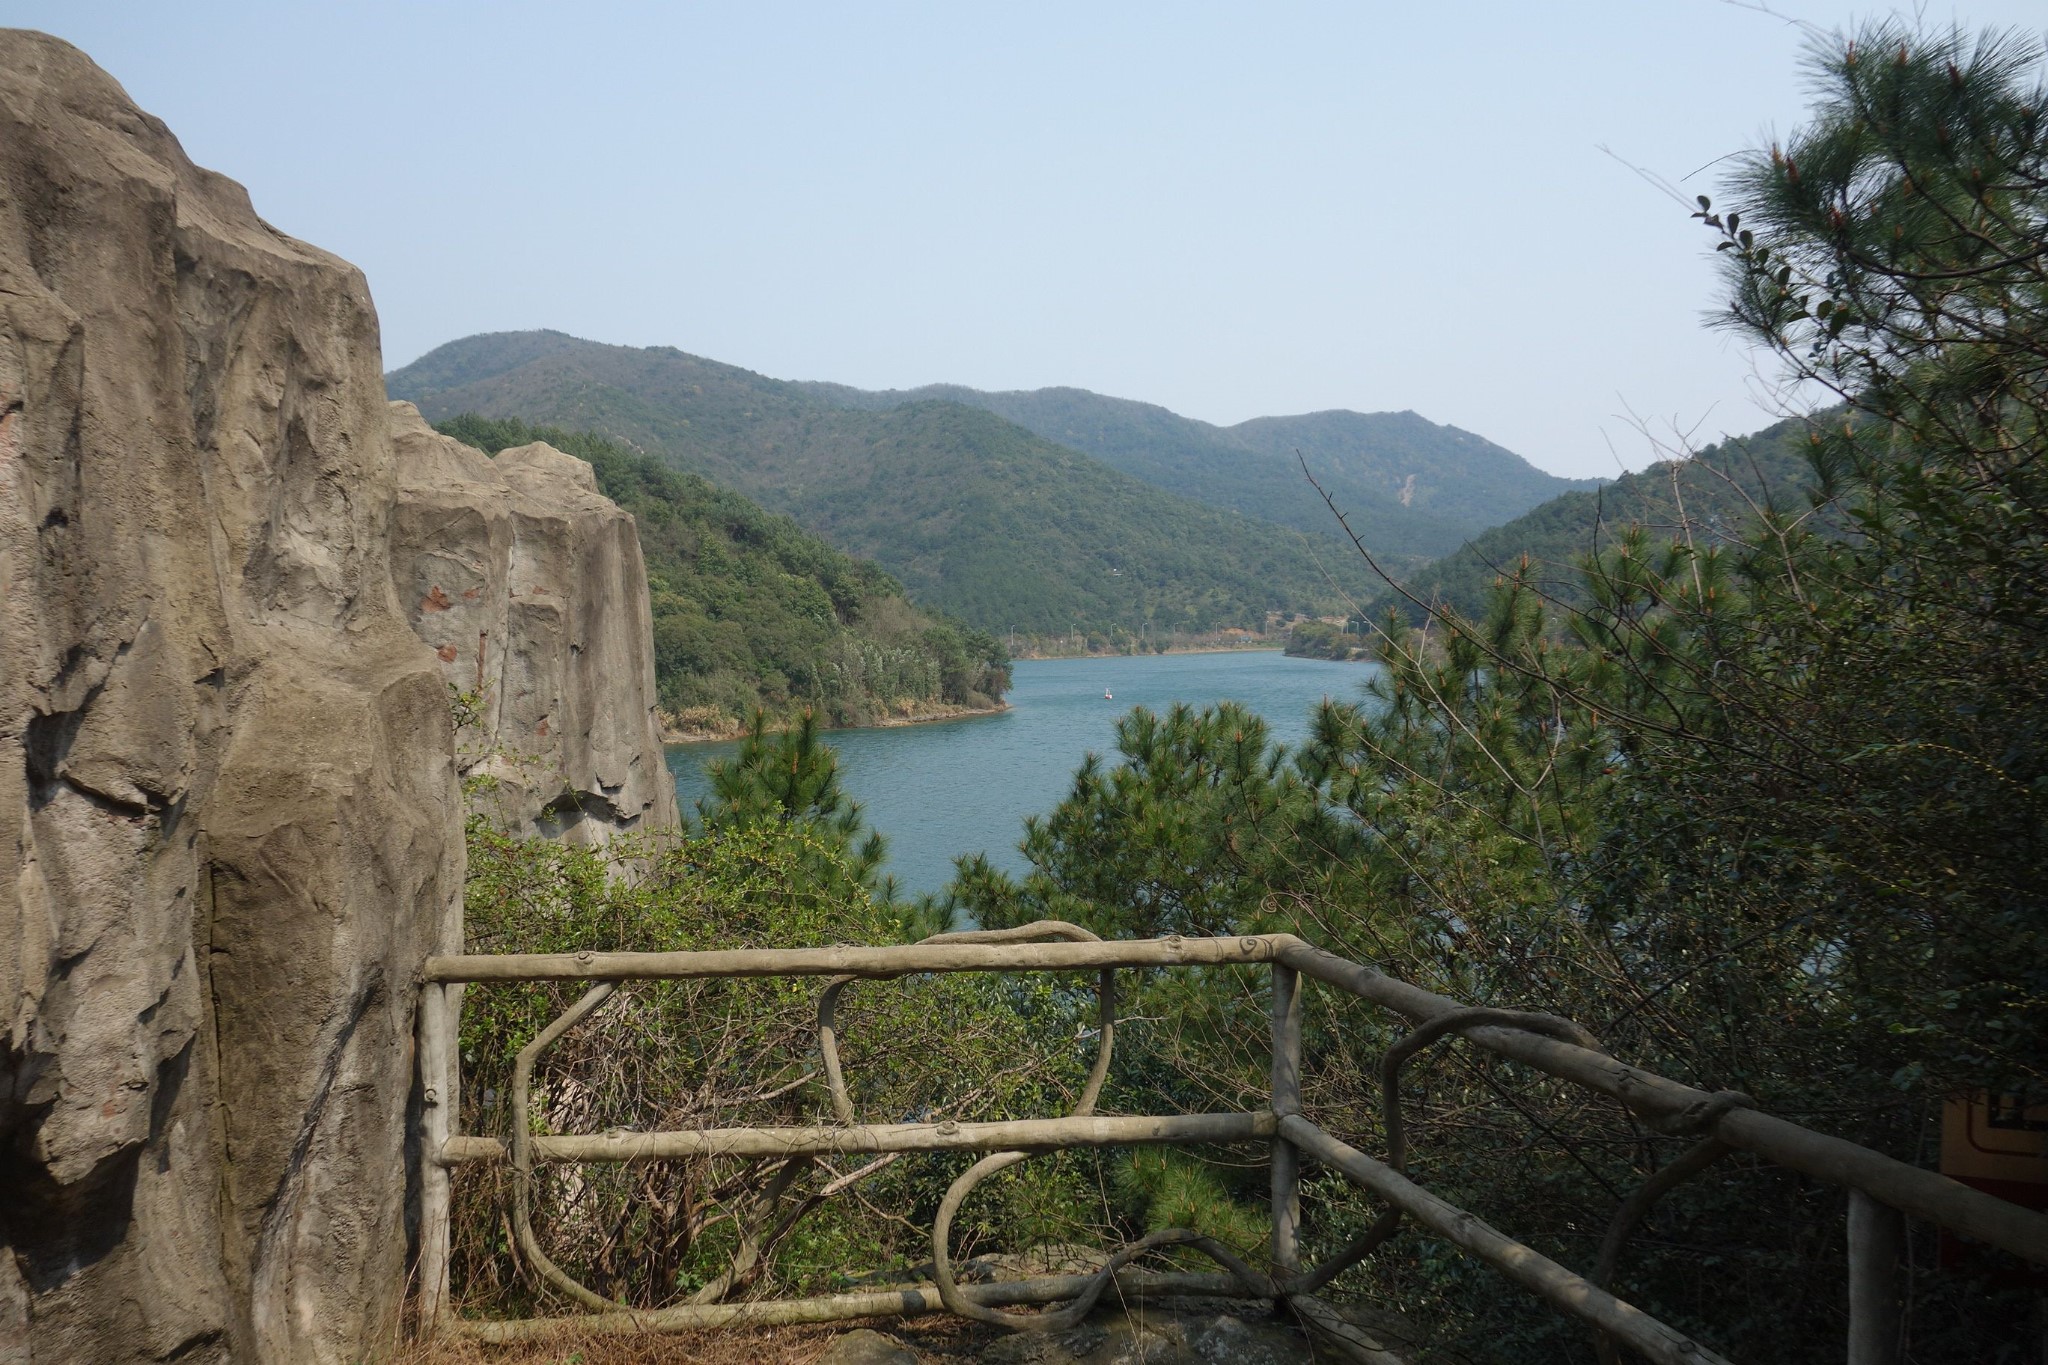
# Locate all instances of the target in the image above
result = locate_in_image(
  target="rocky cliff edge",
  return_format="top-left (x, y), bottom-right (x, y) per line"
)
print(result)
top-left (0, 31), bottom-right (676, 1365)
top-left (388, 402), bottom-right (677, 844)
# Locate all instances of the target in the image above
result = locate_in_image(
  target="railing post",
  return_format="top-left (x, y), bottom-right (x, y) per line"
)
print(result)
top-left (417, 980), bottom-right (458, 1332)
top-left (1270, 962), bottom-right (1302, 1279)
top-left (1847, 1189), bottom-right (1904, 1365)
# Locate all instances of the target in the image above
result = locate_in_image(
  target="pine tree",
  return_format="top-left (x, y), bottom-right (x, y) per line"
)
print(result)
top-left (697, 708), bottom-right (890, 895)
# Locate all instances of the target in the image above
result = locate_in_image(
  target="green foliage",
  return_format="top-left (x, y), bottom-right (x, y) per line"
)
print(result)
top-left (1113, 1148), bottom-right (1268, 1259)
top-left (1282, 617), bottom-right (1367, 660)
top-left (448, 678), bottom-right (1156, 1315)
top-left (453, 818), bottom-right (1108, 1314)
top-left (950, 701), bottom-right (1349, 942)
top-left (693, 708), bottom-right (888, 897)
top-left (1661, 15), bottom-right (2048, 1094)
top-left (395, 339), bottom-right (1373, 643)
top-left (431, 413), bottom-right (1008, 732)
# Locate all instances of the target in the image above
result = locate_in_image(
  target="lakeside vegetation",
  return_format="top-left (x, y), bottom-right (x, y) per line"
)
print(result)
top-left (435, 414), bottom-right (1008, 736)
top-left (451, 713), bottom-right (1128, 1316)
top-left (1280, 616), bottom-right (1367, 660)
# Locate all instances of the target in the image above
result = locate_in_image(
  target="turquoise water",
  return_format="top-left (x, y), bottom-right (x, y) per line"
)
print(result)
top-left (665, 650), bottom-right (1378, 897)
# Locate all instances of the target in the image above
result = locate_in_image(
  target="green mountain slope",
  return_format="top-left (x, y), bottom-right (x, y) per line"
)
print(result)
top-left (1227, 409), bottom-right (1599, 537)
top-left (800, 381), bottom-right (1594, 561)
top-left (390, 332), bottom-right (1373, 641)
top-left (431, 414), bottom-right (1009, 735)
top-left (1364, 415), bottom-right (1823, 624)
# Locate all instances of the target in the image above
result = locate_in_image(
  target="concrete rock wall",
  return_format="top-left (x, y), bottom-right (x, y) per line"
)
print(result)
top-left (0, 33), bottom-right (464, 1364)
top-left (387, 403), bottom-right (678, 844)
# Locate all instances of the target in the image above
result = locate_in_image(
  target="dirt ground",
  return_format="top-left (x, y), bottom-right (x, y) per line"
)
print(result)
top-left (395, 1316), bottom-right (992, 1365)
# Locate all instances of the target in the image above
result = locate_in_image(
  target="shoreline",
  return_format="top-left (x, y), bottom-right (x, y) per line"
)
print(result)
top-left (662, 699), bottom-right (1012, 747)
top-left (662, 649), bottom-right (1320, 746)
top-left (663, 650), bottom-right (1335, 749)
top-left (1009, 642), bottom-right (1283, 661)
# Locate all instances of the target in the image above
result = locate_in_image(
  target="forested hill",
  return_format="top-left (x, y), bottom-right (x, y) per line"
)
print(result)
top-left (800, 381), bottom-right (1596, 561)
top-left (389, 332), bottom-right (1377, 643)
top-left (431, 414), bottom-right (1010, 737)
top-left (1363, 414), bottom-right (1822, 624)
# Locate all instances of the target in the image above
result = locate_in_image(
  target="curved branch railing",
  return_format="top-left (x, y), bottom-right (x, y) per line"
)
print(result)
top-left (415, 928), bottom-right (2048, 1363)
top-left (510, 982), bottom-right (623, 1313)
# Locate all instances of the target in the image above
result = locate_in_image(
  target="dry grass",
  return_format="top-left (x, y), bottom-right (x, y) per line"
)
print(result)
top-left (391, 1316), bottom-right (991, 1364)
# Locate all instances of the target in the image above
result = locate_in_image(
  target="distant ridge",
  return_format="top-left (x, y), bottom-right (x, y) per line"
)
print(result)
top-left (387, 330), bottom-right (1586, 641)
top-left (799, 379), bottom-right (1597, 560)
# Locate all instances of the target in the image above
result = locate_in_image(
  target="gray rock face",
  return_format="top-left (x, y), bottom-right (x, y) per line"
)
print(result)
top-left (387, 402), bottom-right (678, 843)
top-left (818, 1327), bottom-right (925, 1365)
top-left (0, 31), bottom-right (463, 1364)
top-left (977, 1304), bottom-right (1320, 1365)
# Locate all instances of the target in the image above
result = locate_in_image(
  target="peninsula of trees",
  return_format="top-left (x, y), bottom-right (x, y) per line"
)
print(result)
top-left (433, 414), bottom-right (1010, 738)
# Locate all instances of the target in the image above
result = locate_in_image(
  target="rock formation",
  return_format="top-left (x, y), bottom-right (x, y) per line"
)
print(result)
top-left (0, 33), bottom-right (465, 1364)
top-left (387, 403), bottom-right (678, 843)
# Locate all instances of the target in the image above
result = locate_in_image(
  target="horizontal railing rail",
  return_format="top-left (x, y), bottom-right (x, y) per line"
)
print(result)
top-left (414, 925), bottom-right (2048, 1364)
top-left (440, 1112), bottom-right (1277, 1164)
top-left (420, 932), bottom-right (1284, 982)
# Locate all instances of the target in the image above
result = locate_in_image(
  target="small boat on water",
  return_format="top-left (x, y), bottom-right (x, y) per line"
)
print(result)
top-left (1104, 688), bottom-right (1113, 700)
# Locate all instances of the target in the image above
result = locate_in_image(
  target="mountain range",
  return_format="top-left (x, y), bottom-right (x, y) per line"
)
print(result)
top-left (387, 331), bottom-right (1590, 641)
top-left (800, 380), bottom-right (1599, 559)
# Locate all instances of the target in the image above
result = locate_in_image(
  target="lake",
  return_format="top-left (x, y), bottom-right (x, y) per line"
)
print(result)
top-left (665, 650), bottom-right (1377, 897)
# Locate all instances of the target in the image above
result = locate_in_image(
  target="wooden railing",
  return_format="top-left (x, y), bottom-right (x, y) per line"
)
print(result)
top-left (413, 924), bottom-right (2048, 1364)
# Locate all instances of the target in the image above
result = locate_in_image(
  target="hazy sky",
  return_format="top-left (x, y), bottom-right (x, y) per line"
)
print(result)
top-left (9, 3), bottom-right (2046, 477)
